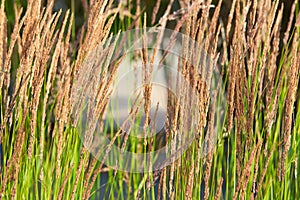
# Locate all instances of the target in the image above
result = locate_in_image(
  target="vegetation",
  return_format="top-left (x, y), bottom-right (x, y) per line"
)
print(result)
top-left (0, 0), bottom-right (299, 199)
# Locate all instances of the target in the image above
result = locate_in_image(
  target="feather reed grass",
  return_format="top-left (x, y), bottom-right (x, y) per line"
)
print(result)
top-left (0, 0), bottom-right (299, 199)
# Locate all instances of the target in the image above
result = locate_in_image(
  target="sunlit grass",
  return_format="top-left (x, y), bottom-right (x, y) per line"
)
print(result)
top-left (0, 0), bottom-right (299, 199)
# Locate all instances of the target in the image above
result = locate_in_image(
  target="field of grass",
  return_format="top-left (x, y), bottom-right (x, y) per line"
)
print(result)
top-left (0, 0), bottom-right (299, 199)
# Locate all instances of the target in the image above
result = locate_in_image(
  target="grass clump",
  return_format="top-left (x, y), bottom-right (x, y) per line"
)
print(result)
top-left (0, 0), bottom-right (299, 199)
